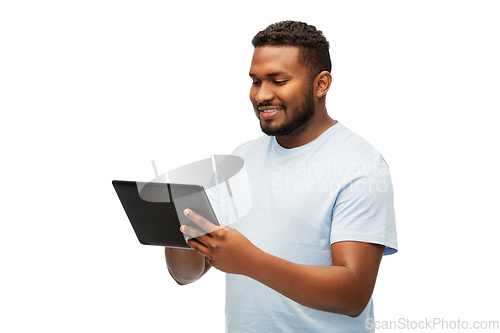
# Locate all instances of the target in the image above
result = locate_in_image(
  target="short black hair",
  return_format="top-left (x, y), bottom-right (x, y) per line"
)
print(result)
top-left (252, 21), bottom-right (332, 79)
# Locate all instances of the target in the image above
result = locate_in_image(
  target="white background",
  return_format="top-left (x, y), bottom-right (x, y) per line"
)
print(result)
top-left (1, 1), bottom-right (499, 332)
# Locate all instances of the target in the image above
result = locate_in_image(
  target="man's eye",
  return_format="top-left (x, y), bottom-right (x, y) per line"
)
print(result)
top-left (274, 81), bottom-right (287, 85)
top-left (251, 81), bottom-right (261, 86)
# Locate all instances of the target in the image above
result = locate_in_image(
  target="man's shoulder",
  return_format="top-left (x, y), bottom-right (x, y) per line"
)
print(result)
top-left (330, 123), bottom-right (386, 164)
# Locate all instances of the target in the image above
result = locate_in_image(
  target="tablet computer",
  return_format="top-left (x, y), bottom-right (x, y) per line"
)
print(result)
top-left (112, 180), bottom-right (220, 248)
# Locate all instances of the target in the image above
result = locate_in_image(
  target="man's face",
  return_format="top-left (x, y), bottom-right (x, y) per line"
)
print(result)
top-left (249, 46), bottom-right (316, 137)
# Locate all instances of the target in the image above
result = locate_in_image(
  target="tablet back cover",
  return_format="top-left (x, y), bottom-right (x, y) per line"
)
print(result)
top-left (113, 180), bottom-right (219, 248)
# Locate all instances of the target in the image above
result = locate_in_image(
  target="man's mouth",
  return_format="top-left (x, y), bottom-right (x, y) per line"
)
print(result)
top-left (258, 105), bottom-right (283, 119)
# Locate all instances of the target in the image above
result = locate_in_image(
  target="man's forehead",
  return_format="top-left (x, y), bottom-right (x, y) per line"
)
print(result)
top-left (249, 46), bottom-right (304, 75)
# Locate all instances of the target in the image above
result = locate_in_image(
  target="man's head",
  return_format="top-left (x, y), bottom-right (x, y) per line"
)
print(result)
top-left (252, 21), bottom-right (331, 80)
top-left (249, 21), bottom-right (333, 146)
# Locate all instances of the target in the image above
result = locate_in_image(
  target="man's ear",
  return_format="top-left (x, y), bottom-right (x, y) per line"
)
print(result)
top-left (314, 71), bottom-right (332, 98)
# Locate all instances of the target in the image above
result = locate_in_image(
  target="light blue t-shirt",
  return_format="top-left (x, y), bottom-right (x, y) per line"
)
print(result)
top-left (208, 123), bottom-right (397, 333)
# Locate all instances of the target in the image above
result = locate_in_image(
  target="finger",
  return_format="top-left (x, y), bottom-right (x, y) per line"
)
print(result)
top-left (180, 225), bottom-right (209, 239)
top-left (183, 209), bottom-right (220, 234)
top-left (185, 237), bottom-right (212, 259)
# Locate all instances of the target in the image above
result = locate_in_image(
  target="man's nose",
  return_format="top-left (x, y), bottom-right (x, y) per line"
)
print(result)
top-left (254, 83), bottom-right (274, 103)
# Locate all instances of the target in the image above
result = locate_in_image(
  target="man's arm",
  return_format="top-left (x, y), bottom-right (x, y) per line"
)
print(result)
top-left (181, 209), bottom-right (384, 317)
top-left (247, 241), bottom-right (384, 317)
top-left (164, 247), bottom-right (211, 285)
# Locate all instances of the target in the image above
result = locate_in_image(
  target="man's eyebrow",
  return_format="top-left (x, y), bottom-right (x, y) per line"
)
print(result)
top-left (249, 71), bottom-right (287, 78)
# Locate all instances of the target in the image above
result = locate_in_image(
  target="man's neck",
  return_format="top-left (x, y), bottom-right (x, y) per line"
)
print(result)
top-left (276, 115), bottom-right (337, 149)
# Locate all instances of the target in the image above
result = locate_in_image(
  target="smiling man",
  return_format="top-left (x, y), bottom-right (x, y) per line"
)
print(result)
top-left (165, 21), bottom-right (397, 333)
top-left (249, 45), bottom-right (335, 148)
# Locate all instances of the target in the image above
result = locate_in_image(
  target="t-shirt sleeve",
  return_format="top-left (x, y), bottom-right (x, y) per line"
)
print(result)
top-left (330, 154), bottom-right (398, 255)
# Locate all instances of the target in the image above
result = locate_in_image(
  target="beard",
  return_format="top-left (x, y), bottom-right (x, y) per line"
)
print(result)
top-left (259, 85), bottom-right (315, 137)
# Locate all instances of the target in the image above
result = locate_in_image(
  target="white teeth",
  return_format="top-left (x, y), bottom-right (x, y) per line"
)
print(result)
top-left (260, 108), bottom-right (280, 113)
